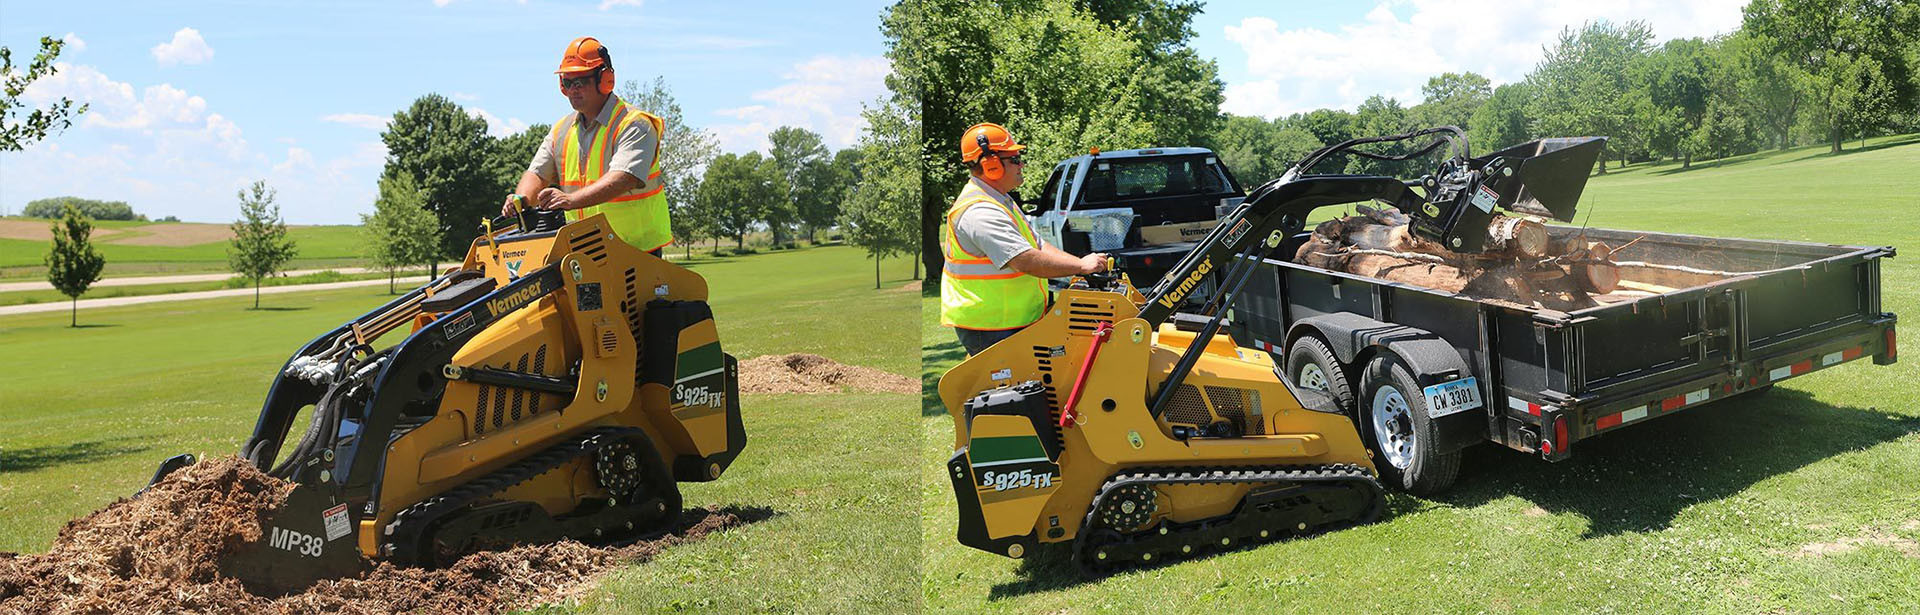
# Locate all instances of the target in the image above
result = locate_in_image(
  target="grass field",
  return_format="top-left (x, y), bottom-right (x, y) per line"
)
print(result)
top-left (920, 135), bottom-right (1919, 613)
top-left (0, 219), bottom-right (370, 278)
top-left (0, 244), bottom-right (923, 614)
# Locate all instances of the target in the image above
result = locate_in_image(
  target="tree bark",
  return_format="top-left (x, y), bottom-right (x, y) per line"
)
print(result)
top-left (1295, 206), bottom-right (1629, 310)
top-left (874, 253), bottom-right (881, 289)
top-left (71, 297), bottom-right (77, 327)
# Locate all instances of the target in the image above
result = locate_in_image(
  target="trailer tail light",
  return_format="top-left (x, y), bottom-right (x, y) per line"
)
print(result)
top-left (1546, 415), bottom-right (1568, 457)
top-left (1889, 328), bottom-right (1898, 361)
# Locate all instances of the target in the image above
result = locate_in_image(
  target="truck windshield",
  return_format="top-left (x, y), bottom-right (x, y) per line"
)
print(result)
top-left (1081, 156), bottom-right (1233, 204)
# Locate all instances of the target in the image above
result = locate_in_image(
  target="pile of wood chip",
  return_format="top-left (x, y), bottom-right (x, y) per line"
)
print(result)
top-left (0, 457), bottom-right (755, 615)
top-left (739, 353), bottom-right (917, 394)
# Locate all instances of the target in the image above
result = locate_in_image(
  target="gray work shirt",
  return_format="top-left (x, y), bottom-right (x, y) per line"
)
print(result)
top-left (951, 177), bottom-right (1045, 269)
top-left (527, 94), bottom-right (660, 183)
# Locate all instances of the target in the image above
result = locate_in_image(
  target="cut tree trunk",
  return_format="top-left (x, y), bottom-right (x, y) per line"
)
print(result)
top-left (1294, 206), bottom-right (1634, 311)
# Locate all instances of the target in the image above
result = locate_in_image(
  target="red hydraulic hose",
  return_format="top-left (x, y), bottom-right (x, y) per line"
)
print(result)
top-left (1059, 321), bottom-right (1114, 428)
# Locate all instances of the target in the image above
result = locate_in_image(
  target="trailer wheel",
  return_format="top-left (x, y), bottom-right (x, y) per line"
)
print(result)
top-left (1359, 355), bottom-right (1460, 495)
top-left (1285, 337), bottom-right (1355, 414)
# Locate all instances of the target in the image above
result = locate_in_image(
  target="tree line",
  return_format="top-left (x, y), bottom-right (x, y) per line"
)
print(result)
top-left (1213, 0), bottom-right (1920, 183)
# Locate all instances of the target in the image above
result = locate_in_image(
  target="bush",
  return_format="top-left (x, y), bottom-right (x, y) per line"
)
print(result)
top-left (23, 197), bottom-right (141, 221)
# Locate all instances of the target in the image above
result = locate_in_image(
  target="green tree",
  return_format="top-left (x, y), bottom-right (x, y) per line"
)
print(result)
top-left (1744, 0), bottom-right (1918, 153)
top-left (620, 76), bottom-right (721, 255)
top-left (699, 152), bottom-right (780, 250)
top-left (1636, 37), bottom-right (1713, 167)
top-left (381, 94), bottom-right (501, 259)
top-left (795, 148), bottom-right (861, 243)
top-left (1414, 72), bottom-right (1493, 130)
top-left (1209, 114), bottom-right (1320, 187)
top-left (488, 123), bottom-right (550, 193)
top-left (361, 171), bottom-right (441, 293)
top-left (1344, 95), bottom-right (1419, 176)
top-left (1526, 20), bottom-right (1656, 172)
top-left (227, 181), bottom-right (298, 309)
top-left (897, 0), bottom-right (1223, 283)
top-left (1719, 30), bottom-right (1803, 150)
top-left (43, 203), bottom-right (105, 327)
top-left (2, 36), bottom-right (88, 151)
top-left (1469, 82), bottom-right (1534, 151)
top-left (767, 126), bottom-right (828, 245)
top-left (22, 197), bottom-right (140, 220)
top-left (841, 97), bottom-right (921, 288)
top-left (1292, 108), bottom-right (1357, 150)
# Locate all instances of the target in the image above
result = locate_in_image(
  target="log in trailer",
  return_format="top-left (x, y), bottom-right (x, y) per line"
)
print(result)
top-left (1223, 136), bottom-right (1898, 494)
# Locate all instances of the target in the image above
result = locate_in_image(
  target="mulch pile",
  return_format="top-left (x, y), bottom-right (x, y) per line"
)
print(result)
top-left (0, 457), bottom-right (751, 615)
top-left (738, 353), bottom-right (917, 395)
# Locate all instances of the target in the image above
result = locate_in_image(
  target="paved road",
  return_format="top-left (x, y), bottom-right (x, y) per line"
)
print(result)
top-left (0, 276), bottom-right (430, 316)
top-left (0, 267), bottom-right (407, 293)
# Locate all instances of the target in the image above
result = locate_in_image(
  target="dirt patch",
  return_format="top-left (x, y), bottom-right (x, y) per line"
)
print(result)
top-left (1796, 531), bottom-right (1920, 558)
top-left (0, 219), bottom-right (125, 242)
top-left (0, 457), bottom-right (758, 615)
top-left (1522, 506), bottom-right (1549, 518)
top-left (105, 223), bottom-right (235, 246)
top-left (738, 353), bottom-right (917, 394)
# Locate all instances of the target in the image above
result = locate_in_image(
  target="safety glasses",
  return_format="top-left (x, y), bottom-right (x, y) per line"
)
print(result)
top-left (560, 73), bottom-right (598, 91)
top-left (999, 155), bottom-right (1025, 166)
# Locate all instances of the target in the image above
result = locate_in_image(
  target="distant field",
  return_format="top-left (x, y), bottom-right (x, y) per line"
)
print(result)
top-left (921, 134), bottom-right (1918, 614)
top-left (0, 218), bottom-right (368, 278)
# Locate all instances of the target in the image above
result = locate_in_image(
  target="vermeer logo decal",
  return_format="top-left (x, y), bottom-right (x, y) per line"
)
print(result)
top-left (485, 277), bottom-right (551, 319)
top-left (1156, 257), bottom-right (1213, 309)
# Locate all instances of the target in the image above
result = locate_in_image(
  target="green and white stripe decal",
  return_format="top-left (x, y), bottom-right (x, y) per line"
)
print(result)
top-left (676, 342), bottom-right (724, 384)
top-left (969, 435), bottom-right (1049, 468)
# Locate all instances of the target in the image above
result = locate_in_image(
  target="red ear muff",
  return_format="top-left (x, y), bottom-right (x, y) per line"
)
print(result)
top-left (975, 132), bottom-right (1002, 180)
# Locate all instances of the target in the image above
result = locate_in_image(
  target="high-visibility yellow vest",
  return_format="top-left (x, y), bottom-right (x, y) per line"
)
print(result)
top-left (553, 99), bottom-right (671, 252)
top-left (940, 181), bottom-right (1047, 330)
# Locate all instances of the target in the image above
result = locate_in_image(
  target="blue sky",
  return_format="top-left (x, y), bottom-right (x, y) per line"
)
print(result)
top-left (1, 0), bottom-right (891, 224)
top-left (1192, 0), bottom-right (1748, 119)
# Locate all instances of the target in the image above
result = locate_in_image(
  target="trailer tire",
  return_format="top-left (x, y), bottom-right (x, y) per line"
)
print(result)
top-left (1285, 337), bottom-right (1355, 414)
top-left (1359, 355), bottom-right (1460, 495)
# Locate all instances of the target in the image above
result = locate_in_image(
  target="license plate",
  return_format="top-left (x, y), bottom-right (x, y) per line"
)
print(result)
top-left (1422, 377), bottom-right (1482, 418)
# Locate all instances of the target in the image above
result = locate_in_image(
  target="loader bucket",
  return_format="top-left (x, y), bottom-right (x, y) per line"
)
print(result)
top-left (1474, 136), bottom-right (1607, 221)
top-left (214, 481), bottom-right (368, 595)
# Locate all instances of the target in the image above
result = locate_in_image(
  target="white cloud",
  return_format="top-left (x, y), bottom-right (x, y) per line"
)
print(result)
top-left (1, 63), bottom-right (385, 224)
top-left (62, 33), bottom-right (86, 53)
top-left (600, 0), bottom-right (643, 10)
top-left (322, 113), bottom-right (391, 131)
top-left (22, 63), bottom-right (211, 131)
top-left (1219, 0), bottom-right (1747, 118)
top-left (709, 54), bottom-right (889, 153)
top-left (448, 92), bottom-right (481, 102)
top-left (467, 107), bottom-right (530, 138)
top-left (152, 28), bottom-right (215, 66)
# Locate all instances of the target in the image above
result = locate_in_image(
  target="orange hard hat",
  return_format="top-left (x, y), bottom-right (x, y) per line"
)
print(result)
top-left (960, 123), bottom-right (1025, 163)
top-left (556, 37), bottom-right (609, 75)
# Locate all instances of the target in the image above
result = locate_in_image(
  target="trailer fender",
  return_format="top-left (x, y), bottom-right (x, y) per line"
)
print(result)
top-left (1285, 313), bottom-right (1484, 453)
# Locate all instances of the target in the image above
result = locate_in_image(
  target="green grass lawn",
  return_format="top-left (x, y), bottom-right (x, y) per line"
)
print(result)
top-left (0, 244), bottom-right (922, 614)
top-left (920, 135), bottom-right (1920, 614)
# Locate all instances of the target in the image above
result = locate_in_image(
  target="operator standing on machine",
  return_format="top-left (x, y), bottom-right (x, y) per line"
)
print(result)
top-left (941, 123), bottom-right (1110, 356)
top-left (501, 36), bottom-right (672, 255)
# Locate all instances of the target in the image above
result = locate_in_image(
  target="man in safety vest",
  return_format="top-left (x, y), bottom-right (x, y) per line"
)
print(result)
top-left (941, 123), bottom-right (1109, 356)
top-left (501, 36), bottom-right (672, 255)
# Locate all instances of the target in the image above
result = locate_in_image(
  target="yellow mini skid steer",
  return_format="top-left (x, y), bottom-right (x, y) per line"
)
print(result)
top-left (148, 208), bottom-right (746, 593)
top-left (940, 128), bottom-right (1603, 572)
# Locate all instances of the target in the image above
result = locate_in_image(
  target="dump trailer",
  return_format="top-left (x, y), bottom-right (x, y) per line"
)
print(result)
top-left (1235, 212), bottom-right (1899, 494)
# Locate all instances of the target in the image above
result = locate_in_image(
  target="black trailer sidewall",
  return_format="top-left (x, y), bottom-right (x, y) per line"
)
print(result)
top-left (1285, 336), bottom-right (1355, 415)
top-left (1359, 354), bottom-right (1461, 495)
